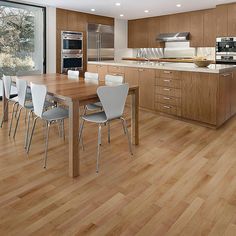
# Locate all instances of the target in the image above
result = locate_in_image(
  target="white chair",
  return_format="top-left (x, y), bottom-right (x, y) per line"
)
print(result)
top-left (26, 82), bottom-right (69, 168)
top-left (11, 78), bottom-right (34, 140)
top-left (79, 83), bottom-right (133, 173)
top-left (0, 75), bottom-right (19, 128)
top-left (68, 70), bottom-right (79, 80)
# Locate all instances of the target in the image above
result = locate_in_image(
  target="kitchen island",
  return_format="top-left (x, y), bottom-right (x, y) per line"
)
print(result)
top-left (88, 61), bottom-right (236, 128)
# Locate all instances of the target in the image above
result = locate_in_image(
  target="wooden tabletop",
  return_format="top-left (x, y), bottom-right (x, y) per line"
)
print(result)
top-left (16, 73), bottom-right (139, 102)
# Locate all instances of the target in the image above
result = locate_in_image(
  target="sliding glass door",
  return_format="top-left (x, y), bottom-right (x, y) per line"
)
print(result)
top-left (0, 0), bottom-right (46, 77)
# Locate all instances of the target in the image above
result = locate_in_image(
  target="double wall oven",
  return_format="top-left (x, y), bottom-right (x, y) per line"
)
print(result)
top-left (61, 31), bottom-right (83, 73)
top-left (216, 37), bottom-right (236, 64)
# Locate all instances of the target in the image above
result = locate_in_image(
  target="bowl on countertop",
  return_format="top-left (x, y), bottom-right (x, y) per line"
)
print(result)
top-left (193, 59), bottom-right (212, 68)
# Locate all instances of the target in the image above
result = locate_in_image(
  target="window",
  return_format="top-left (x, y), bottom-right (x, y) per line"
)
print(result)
top-left (0, 0), bottom-right (46, 77)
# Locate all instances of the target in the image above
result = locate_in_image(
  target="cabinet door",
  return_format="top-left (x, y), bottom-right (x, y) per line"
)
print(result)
top-left (138, 69), bottom-right (155, 110)
top-left (190, 11), bottom-right (204, 47)
top-left (67, 11), bottom-right (86, 31)
top-left (97, 65), bottom-right (108, 81)
top-left (228, 3), bottom-right (236, 36)
top-left (216, 5), bottom-right (228, 37)
top-left (128, 20), bottom-right (135, 48)
top-left (159, 16), bottom-right (169, 34)
top-left (56, 9), bottom-right (68, 30)
top-left (148, 17), bottom-right (164, 48)
top-left (230, 71), bottom-right (236, 115)
top-left (87, 64), bottom-right (98, 73)
top-left (169, 13), bottom-right (190, 33)
top-left (182, 72), bottom-right (218, 125)
top-left (218, 73), bottom-right (232, 125)
top-left (203, 9), bottom-right (216, 47)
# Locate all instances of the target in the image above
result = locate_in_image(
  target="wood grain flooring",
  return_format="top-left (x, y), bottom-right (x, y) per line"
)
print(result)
top-left (0, 104), bottom-right (236, 236)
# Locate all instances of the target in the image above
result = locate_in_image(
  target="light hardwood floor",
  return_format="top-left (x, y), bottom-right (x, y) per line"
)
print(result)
top-left (0, 104), bottom-right (236, 236)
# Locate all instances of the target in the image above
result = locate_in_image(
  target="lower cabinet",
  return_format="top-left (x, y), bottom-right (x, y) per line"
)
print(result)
top-left (87, 64), bottom-right (108, 81)
top-left (181, 72), bottom-right (218, 125)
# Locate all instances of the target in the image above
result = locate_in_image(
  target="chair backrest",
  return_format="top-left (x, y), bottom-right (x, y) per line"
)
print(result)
top-left (2, 75), bottom-right (12, 99)
top-left (68, 70), bottom-right (79, 80)
top-left (97, 83), bottom-right (129, 120)
top-left (16, 78), bottom-right (27, 107)
top-left (84, 72), bottom-right (99, 81)
top-left (105, 74), bottom-right (124, 85)
top-left (30, 82), bottom-right (47, 118)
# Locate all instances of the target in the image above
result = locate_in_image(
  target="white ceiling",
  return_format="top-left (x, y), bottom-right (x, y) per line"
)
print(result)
top-left (18, 0), bottom-right (236, 19)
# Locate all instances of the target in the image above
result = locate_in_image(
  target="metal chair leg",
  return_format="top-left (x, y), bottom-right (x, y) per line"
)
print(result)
top-left (13, 107), bottom-right (23, 139)
top-left (121, 117), bottom-right (133, 155)
top-left (96, 124), bottom-right (102, 173)
top-left (78, 119), bottom-right (85, 150)
top-left (9, 102), bottom-right (18, 136)
top-left (25, 110), bottom-right (32, 149)
top-left (61, 119), bottom-right (65, 140)
top-left (0, 100), bottom-right (9, 128)
top-left (26, 117), bottom-right (38, 154)
top-left (107, 122), bottom-right (111, 143)
top-left (44, 121), bottom-right (51, 168)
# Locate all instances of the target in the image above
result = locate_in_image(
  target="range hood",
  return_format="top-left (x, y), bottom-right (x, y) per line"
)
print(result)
top-left (157, 32), bottom-right (190, 42)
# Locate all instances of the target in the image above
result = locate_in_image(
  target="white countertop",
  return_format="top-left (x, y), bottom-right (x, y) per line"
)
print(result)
top-left (88, 61), bottom-right (236, 74)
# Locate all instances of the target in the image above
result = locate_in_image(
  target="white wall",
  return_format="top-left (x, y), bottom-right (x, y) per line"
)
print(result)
top-left (46, 6), bottom-right (56, 73)
top-left (114, 19), bottom-right (133, 61)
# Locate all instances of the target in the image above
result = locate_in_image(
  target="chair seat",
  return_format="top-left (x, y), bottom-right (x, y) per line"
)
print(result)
top-left (86, 102), bottom-right (102, 111)
top-left (82, 111), bottom-right (107, 123)
top-left (42, 107), bottom-right (68, 121)
top-left (24, 101), bottom-right (34, 110)
top-left (10, 96), bottom-right (18, 103)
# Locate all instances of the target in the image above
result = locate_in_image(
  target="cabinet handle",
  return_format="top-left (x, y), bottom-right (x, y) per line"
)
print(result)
top-left (164, 71), bottom-right (172, 74)
top-left (222, 73), bottom-right (231, 77)
top-left (163, 79), bottom-right (171, 82)
top-left (163, 97), bottom-right (171, 100)
top-left (163, 88), bottom-right (171, 91)
top-left (163, 105), bottom-right (171, 109)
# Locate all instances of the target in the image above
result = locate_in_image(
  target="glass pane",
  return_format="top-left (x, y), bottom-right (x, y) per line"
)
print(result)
top-left (0, 1), bottom-right (45, 78)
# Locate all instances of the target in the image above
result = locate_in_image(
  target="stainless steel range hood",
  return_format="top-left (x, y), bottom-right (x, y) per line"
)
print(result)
top-left (157, 32), bottom-right (190, 42)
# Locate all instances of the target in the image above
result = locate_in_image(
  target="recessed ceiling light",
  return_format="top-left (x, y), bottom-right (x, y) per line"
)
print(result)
top-left (176, 4), bottom-right (181, 7)
top-left (144, 10), bottom-right (149, 13)
top-left (91, 8), bottom-right (95, 12)
top-left (120, 14), bottom-right (124, 17)
top-left (116, 3), bottom-right (121, 6)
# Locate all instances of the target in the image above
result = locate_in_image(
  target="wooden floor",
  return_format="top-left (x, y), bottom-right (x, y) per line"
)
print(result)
top-left (0, 104), bottom-right (236, 236)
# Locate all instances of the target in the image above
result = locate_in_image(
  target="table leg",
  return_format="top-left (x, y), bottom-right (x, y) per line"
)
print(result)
top-left (2, 81), bottom-right (8, 122)
top-left (68, 99), bottom-right (80, 177)
top-left (131, 88), bottom-right (139, 145)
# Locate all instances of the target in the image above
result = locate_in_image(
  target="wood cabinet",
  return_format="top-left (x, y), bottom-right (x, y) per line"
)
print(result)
top-left (218, 72), bottom-right (232, 125)
top-left (87, 64), bottom-right (108, 81)
top-left (228, 3), bottom-right (236, 36)
top-left (203, 9), bottom-right (216, 47)
top-left (87, 14), bottom-right (114, 26)
top-left (182, 72), bottom-right (218, 125)
top-left (67, 11), bottom-right (86, 31)
top-left (56, 9), bottom-right (68, 30)
top-left (190, 11), bottom-right (204, 47)
top-left (159, 16), bottom-right (169, 34)
top-left (216, 5), bottom-right (228, 37)
top-left (169, 13), bottom-right (190, 33)
top-left (148, 17), bottom-right (164, 48)
top-left (230, 71), bottom-right (236, 115)
top-left (128, 19), bottom-right (148, 48)
top-left (138, 69), bottom-right (155, 110)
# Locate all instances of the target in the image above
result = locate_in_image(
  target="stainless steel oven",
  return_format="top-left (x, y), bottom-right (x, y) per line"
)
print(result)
top-left (61, 31), bottom-right (83, 54)
top-left (216, 37), bottom-right (236, 64)
top-left (61, 54), bottom-right (83, 73)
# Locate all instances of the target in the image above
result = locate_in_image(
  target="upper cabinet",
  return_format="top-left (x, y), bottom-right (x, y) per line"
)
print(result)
top-left (190, 11), bottom-right (204, 47)
top-left (128, 3), bottom-right (236, 49)
top-left (67, 11), bottom-right (87, 31)
top-left (56, 9), bottom-right (68, 30)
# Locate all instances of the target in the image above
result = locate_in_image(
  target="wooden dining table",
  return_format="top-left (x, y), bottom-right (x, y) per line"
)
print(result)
top-left (1, 73), bottom-right (139, 178)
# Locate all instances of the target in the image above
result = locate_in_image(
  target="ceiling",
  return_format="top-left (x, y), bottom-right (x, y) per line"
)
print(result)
top-left (17, 0), bottom-right (236, 19)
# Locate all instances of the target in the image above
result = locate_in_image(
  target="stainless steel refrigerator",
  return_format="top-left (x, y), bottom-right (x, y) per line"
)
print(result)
top-left (87, 24), bottom-right (114, 61)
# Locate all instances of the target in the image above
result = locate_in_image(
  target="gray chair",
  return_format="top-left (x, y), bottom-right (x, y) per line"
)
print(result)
top-left (79, 83), bottom-right (133, 173)
top-left (26, 82), bottom-right (69, 168)
top-left (84, 74), bottom-right (124, 114)
top-left (0, 75), bottom-right (19, 128)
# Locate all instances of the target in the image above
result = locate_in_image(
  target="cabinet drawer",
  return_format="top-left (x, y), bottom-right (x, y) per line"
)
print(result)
top-left (155, 94), bottom-right (181, 106)
top-left (156, 86), bottom-right (181, 98)
top-left (155, 103), bottom-right (181, 116)
top-left (108, 65), bottom-right (125, 74)
top-left (159, 70), bottom-right (181, 79)
top-left (156, 77), bottom-right (181, 88)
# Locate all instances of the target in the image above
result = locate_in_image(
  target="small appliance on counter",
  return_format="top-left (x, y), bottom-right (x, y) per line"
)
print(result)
top-left (61, 31), bottom-right (83, 73)
top-left (216, 37), bottom-right (236, 64)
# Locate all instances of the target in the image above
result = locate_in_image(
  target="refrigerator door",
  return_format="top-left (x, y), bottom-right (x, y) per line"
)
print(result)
top-left (100, 32), bottom-right (115, 61)
top-left (87, 31), bottom-right (99, 61)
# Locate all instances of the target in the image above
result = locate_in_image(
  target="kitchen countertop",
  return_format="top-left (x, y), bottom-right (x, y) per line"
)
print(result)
top-left (88, 61), bottom-right (236, 74)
